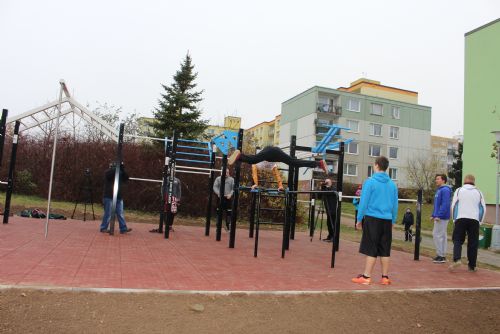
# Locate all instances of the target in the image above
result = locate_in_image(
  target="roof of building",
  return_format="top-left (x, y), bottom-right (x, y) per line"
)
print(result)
top-left (465, 17), bottom-right (500, 36)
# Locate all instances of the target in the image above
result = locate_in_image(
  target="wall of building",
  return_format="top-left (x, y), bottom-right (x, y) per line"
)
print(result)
top-left (281, 85), bottom-right (432, 188)
top-left (463, 19), bottom-right (500, 204)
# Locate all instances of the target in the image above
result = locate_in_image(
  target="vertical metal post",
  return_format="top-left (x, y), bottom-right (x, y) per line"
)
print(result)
top-left (334, 142), bottom-right (345, 251)
top-left (158, 137), bottom-right (171, 233)
top-left (282, 135), bottom-right (296, 256)
top-left (165, 132), bottom-right (177, 239)
top-left (229, 129), bottom-right (243, 248)
top-left (216, 155), bottom-right (228, 241)
top-left (414, 189), bottom-right (423, 260)
top-left (205, 147), bottom-right (216, 236)
top-left (290, 158), bottom-right (299, 240)
top-left (0, 109), bottom-right (8, 166)
top-left (309, 194), bottom-right (316, 238)
top-left (45, 84), bottom-right (64, 238)
top-left (249, 191), bottom-right (257, 238)
top-left (109, 123), bottom-right (125, 236)
top-left (3, 121), bottom-right (20, 224)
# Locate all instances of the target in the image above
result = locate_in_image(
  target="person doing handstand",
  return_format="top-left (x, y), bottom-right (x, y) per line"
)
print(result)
top-left (228, 146), bottom-right (328, 174)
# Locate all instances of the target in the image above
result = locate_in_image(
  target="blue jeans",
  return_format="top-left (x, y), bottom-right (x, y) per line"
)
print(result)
top-left (100, 198), bottom-right (128, 232)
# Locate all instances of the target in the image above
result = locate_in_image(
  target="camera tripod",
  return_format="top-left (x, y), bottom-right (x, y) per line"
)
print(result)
top-left (71, 168), bottom-right (96, 221)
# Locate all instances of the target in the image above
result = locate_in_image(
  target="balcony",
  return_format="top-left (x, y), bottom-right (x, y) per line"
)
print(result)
top-left (316, 103), bottom-right (342, 116)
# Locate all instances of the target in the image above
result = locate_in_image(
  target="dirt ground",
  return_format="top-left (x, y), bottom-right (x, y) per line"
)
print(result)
top-left (0, 289), bottom-right (499, 333)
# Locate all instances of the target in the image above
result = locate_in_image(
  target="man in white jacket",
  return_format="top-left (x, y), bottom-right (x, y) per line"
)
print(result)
top-left (449, 174), bottom-right (486, 272)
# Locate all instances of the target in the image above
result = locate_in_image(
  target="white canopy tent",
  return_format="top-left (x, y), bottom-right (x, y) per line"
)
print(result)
top-left (7, 80), bottom-right (119, 237)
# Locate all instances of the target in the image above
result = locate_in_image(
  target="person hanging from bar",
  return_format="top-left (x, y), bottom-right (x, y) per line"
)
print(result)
top-left (228, 146), bottom-right (328, 173)
top-left (247, 147), bottom-right (285, 191)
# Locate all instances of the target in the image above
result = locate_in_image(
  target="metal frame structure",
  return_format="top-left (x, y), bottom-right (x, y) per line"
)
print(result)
top-left (4, 80), bottom-right (119, 236)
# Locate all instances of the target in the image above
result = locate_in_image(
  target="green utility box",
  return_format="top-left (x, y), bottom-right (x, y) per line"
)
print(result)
top-left (479, 225), bottom-right (492, 249)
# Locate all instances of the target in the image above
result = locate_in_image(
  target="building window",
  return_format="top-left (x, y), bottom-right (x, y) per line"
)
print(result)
top-left (369, 144), bottom-right (381, 157)
top-left (368, 165), bottom-right (374, 177)
top-left (343, 163), bottom-right (357, 176)
top-left (347, 98), bottom-right (361, 112)
top-left (389, 126), bottom-right (399, 139)
top-left (369, 123), bottom-right (382, 136)
top-left (346, 141), bottom-right (358, 155)
top-left (389, 146), bottom-right (398, 159)
top-left (371, 103), bottom-right (383, 116)
top-left (391, 106), bottom-right (400, 119)
top-left (389, 168), bottom-right (398, 180)
top-left (346, 119), bottom-right (359, 133)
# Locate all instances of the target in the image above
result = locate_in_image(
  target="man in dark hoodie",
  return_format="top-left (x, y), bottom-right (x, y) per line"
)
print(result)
top-left (431, 174), bottom-right (452, 263)
top-left (352, 156), bottom-right (398, 285)
top-left (402, 208), bottom-right (414, 242)
top-left (99, 162), bottom-right (132, 234)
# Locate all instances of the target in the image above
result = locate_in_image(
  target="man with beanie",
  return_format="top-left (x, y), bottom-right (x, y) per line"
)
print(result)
top-left (352, 156), bottom-right (398, 285)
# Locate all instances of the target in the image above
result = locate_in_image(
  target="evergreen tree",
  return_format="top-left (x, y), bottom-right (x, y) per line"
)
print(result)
top-left (449, 142), bottom-right (463, 189)
top-left (152, 53), bottom-right (207, 139)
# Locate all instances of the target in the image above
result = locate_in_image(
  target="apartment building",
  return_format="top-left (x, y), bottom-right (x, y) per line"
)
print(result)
top-left (280, 79), bottom-right (432, 187)
top-left (245, 115), bottom-right (281, 148)
top-left (431, 135), bottom-right (459, 174)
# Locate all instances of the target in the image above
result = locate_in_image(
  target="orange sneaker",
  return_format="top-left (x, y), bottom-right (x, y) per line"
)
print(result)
top-left (351, 274), bottom-right (371, 285)
top-left (228, 149), bottom-right (241, 165)
top-left (380, 277), bottom-right (391, 285)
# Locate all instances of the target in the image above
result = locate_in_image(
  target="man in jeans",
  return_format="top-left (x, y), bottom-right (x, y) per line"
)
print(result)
top-left (449, 174), bottom-right (486, 272)
top-left (352, 156), bottom-right (398, 285)
top-left (431, 174), bottom-right (452, 263)
top-left (99, 162), bottom-right (132, 234)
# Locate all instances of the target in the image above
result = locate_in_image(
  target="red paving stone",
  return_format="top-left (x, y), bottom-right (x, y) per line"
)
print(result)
top-left (0, 216), bottom-right (499, 291)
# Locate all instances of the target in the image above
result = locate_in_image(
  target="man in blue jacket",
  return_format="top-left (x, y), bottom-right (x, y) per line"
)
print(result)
top-left (431, 174), bottom-right (452, 263)
top-left (352, 156), bottom-right (398, 285)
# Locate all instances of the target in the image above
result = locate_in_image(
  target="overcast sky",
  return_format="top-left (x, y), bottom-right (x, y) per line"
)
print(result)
top-left (1, 0), bottom-right (498, 137)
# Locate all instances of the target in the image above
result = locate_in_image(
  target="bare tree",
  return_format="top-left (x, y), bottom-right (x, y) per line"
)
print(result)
top-left (406, 153), bottom-right (440, 203)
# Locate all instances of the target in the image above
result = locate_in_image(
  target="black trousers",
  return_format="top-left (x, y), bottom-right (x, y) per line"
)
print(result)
top-left (404, 225), bottom-right (413, 241)
top-left (239, 146), bottom-right (318, 168)
top-left (217, 197), bottom-right (232, 228)
top-left (323, 193), bottom-right (337, 239)
top-left (452, 218), bottom-right (479, 268)
top-left (166, 211), bottom-right (176, 227)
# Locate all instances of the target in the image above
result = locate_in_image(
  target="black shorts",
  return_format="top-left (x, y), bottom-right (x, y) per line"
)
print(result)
top-left (359, 216), bottom-right (393, 257)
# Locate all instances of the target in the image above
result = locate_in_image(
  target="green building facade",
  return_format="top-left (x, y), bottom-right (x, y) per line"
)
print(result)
top-left (463, 18), bottom-right (500, 206)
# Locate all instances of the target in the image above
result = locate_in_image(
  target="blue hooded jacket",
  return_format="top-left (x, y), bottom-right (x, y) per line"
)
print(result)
top-left (356, 172), bottom-right (398, 224)
top-left (432, 185), bottom-right (452, 220)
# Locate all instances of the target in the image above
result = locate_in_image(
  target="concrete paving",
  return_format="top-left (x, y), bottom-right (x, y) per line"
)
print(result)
top-left (1, 216), bottom-right (499, 291)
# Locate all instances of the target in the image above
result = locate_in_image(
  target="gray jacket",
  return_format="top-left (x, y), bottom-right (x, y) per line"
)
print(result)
top-left (213, 176), bottom-right (234, 197)
top-left (164, 177), bottom-right (182, 200)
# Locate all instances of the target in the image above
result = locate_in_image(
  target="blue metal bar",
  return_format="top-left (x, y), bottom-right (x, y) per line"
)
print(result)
top-left (177, 138), bottom-right (210, 144)
top-left (176, 158), bottom-right (211, 164)
top-left (177, 145), bottom-right (210, 151)
top-left (176, 151), bottom-right (211, 157)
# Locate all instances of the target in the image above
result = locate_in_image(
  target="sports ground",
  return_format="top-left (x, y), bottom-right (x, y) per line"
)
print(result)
top-left (1, 217), bottom-right (499, 333)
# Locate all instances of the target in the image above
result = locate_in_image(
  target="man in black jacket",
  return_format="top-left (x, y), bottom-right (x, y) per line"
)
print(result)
top-left (402, 208), bottom-right (414, 242)
top-left (99, 162), bottom-right (132, 234)
top-left (321, 178), bottom-right (337, 242)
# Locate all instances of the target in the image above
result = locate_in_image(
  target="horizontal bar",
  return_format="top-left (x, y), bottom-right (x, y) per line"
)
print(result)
top-left (176, 158), bottom-right (211, 164)
top-left (0, 181), bottom-right (7, 185)
top-left (129, 177), bottom-right (163, 183)
top-left (124, 134), bottom-right (170, 142)
top-left (176, 151), bottom-right (211, 157)
top-left (295, 145), bottom-right (341, 156)
top-left (177, 145), bottom-right (210, 151)
top-left (175, 170), bottom-right (210, 176)
top-left (286, 190), bottom-right (338, 194)
top-left (341, 195), bottom-right (417, 203)
top-left (175, 165), bottom-right (221, 172)
top-left (178, 138), bottom-right (210, 144)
